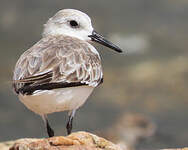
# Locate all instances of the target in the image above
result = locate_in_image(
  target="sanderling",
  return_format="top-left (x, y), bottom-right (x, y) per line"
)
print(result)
top-left (12, 9), bottom-right (122, 137)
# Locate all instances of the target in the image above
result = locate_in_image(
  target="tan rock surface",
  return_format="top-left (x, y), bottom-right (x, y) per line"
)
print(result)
top-left (163, 149), bottom-right (188, 150)
top-left (2, 131), bottom-right (122, 150)
top-left (0, 141), bottom-right (15, 150)
top-left (1, 132), bottom-right (188, 150)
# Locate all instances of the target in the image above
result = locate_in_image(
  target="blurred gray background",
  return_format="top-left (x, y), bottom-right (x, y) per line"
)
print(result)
top-left (1, 0), bottom-right (188, 149)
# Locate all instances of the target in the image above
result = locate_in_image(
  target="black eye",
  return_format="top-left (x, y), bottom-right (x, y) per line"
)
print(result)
top-left (69, 20), bottom-right (79, 28)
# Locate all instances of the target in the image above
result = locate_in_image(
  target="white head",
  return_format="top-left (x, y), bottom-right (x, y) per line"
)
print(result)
top-left (43, 9), bottom-right (93, 41)
top-left (43, 9), bottom-right (122, 53)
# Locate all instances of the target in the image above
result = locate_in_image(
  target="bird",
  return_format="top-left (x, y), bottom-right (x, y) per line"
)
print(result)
top-left (12, 9), bottom-right (122, 137)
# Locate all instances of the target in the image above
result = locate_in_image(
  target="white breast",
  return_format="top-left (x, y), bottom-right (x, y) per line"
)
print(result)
top-left (18, 86), bottom-right (94, 115)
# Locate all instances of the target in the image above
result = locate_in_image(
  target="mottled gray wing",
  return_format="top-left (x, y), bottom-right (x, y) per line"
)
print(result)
top-left (13, 36), bottom-right (103, 95)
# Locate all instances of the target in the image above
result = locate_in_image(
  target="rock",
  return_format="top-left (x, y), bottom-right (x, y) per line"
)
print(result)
top-left (162, 149), bottom-right (188, 150)
top-left (1, 132), bottom-right (188, 150)
top-left (0, 141), bottom-right (15, 150)
top-left (5, 131), bottom-right (122, 150)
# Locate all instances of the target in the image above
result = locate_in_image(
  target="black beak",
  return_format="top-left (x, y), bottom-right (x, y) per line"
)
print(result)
top-left (88, 30), bottom-right (122, 53)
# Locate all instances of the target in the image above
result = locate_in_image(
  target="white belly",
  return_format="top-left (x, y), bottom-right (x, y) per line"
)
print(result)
top-left (18, 86), bottom-right (94, 115)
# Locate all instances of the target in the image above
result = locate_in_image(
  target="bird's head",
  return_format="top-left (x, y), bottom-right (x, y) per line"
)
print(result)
top-left (43, 9), bottom-right (122, 53)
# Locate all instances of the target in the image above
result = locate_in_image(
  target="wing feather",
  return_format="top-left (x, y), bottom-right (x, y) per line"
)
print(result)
top-left (13, 35), bottom-right (103, 95)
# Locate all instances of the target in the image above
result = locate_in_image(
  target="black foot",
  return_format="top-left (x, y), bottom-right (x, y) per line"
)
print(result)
top-left (66, 115), bottom-right (73, 135)
top-left (46, 120), bottom-right (54, 137)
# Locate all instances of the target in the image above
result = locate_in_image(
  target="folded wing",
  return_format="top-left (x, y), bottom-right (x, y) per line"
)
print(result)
top-left (13, 36), bottom-right (103, 95)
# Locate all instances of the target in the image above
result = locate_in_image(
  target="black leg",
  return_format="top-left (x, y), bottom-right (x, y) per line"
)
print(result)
top-left (66, 115), bottom-right (73, 135)
top-left (42, 115), bottom-right (54, 137)
top-left (66, 110), bottom-right (76, 135)
top-left (46, 119), bottom-right (54, 137)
